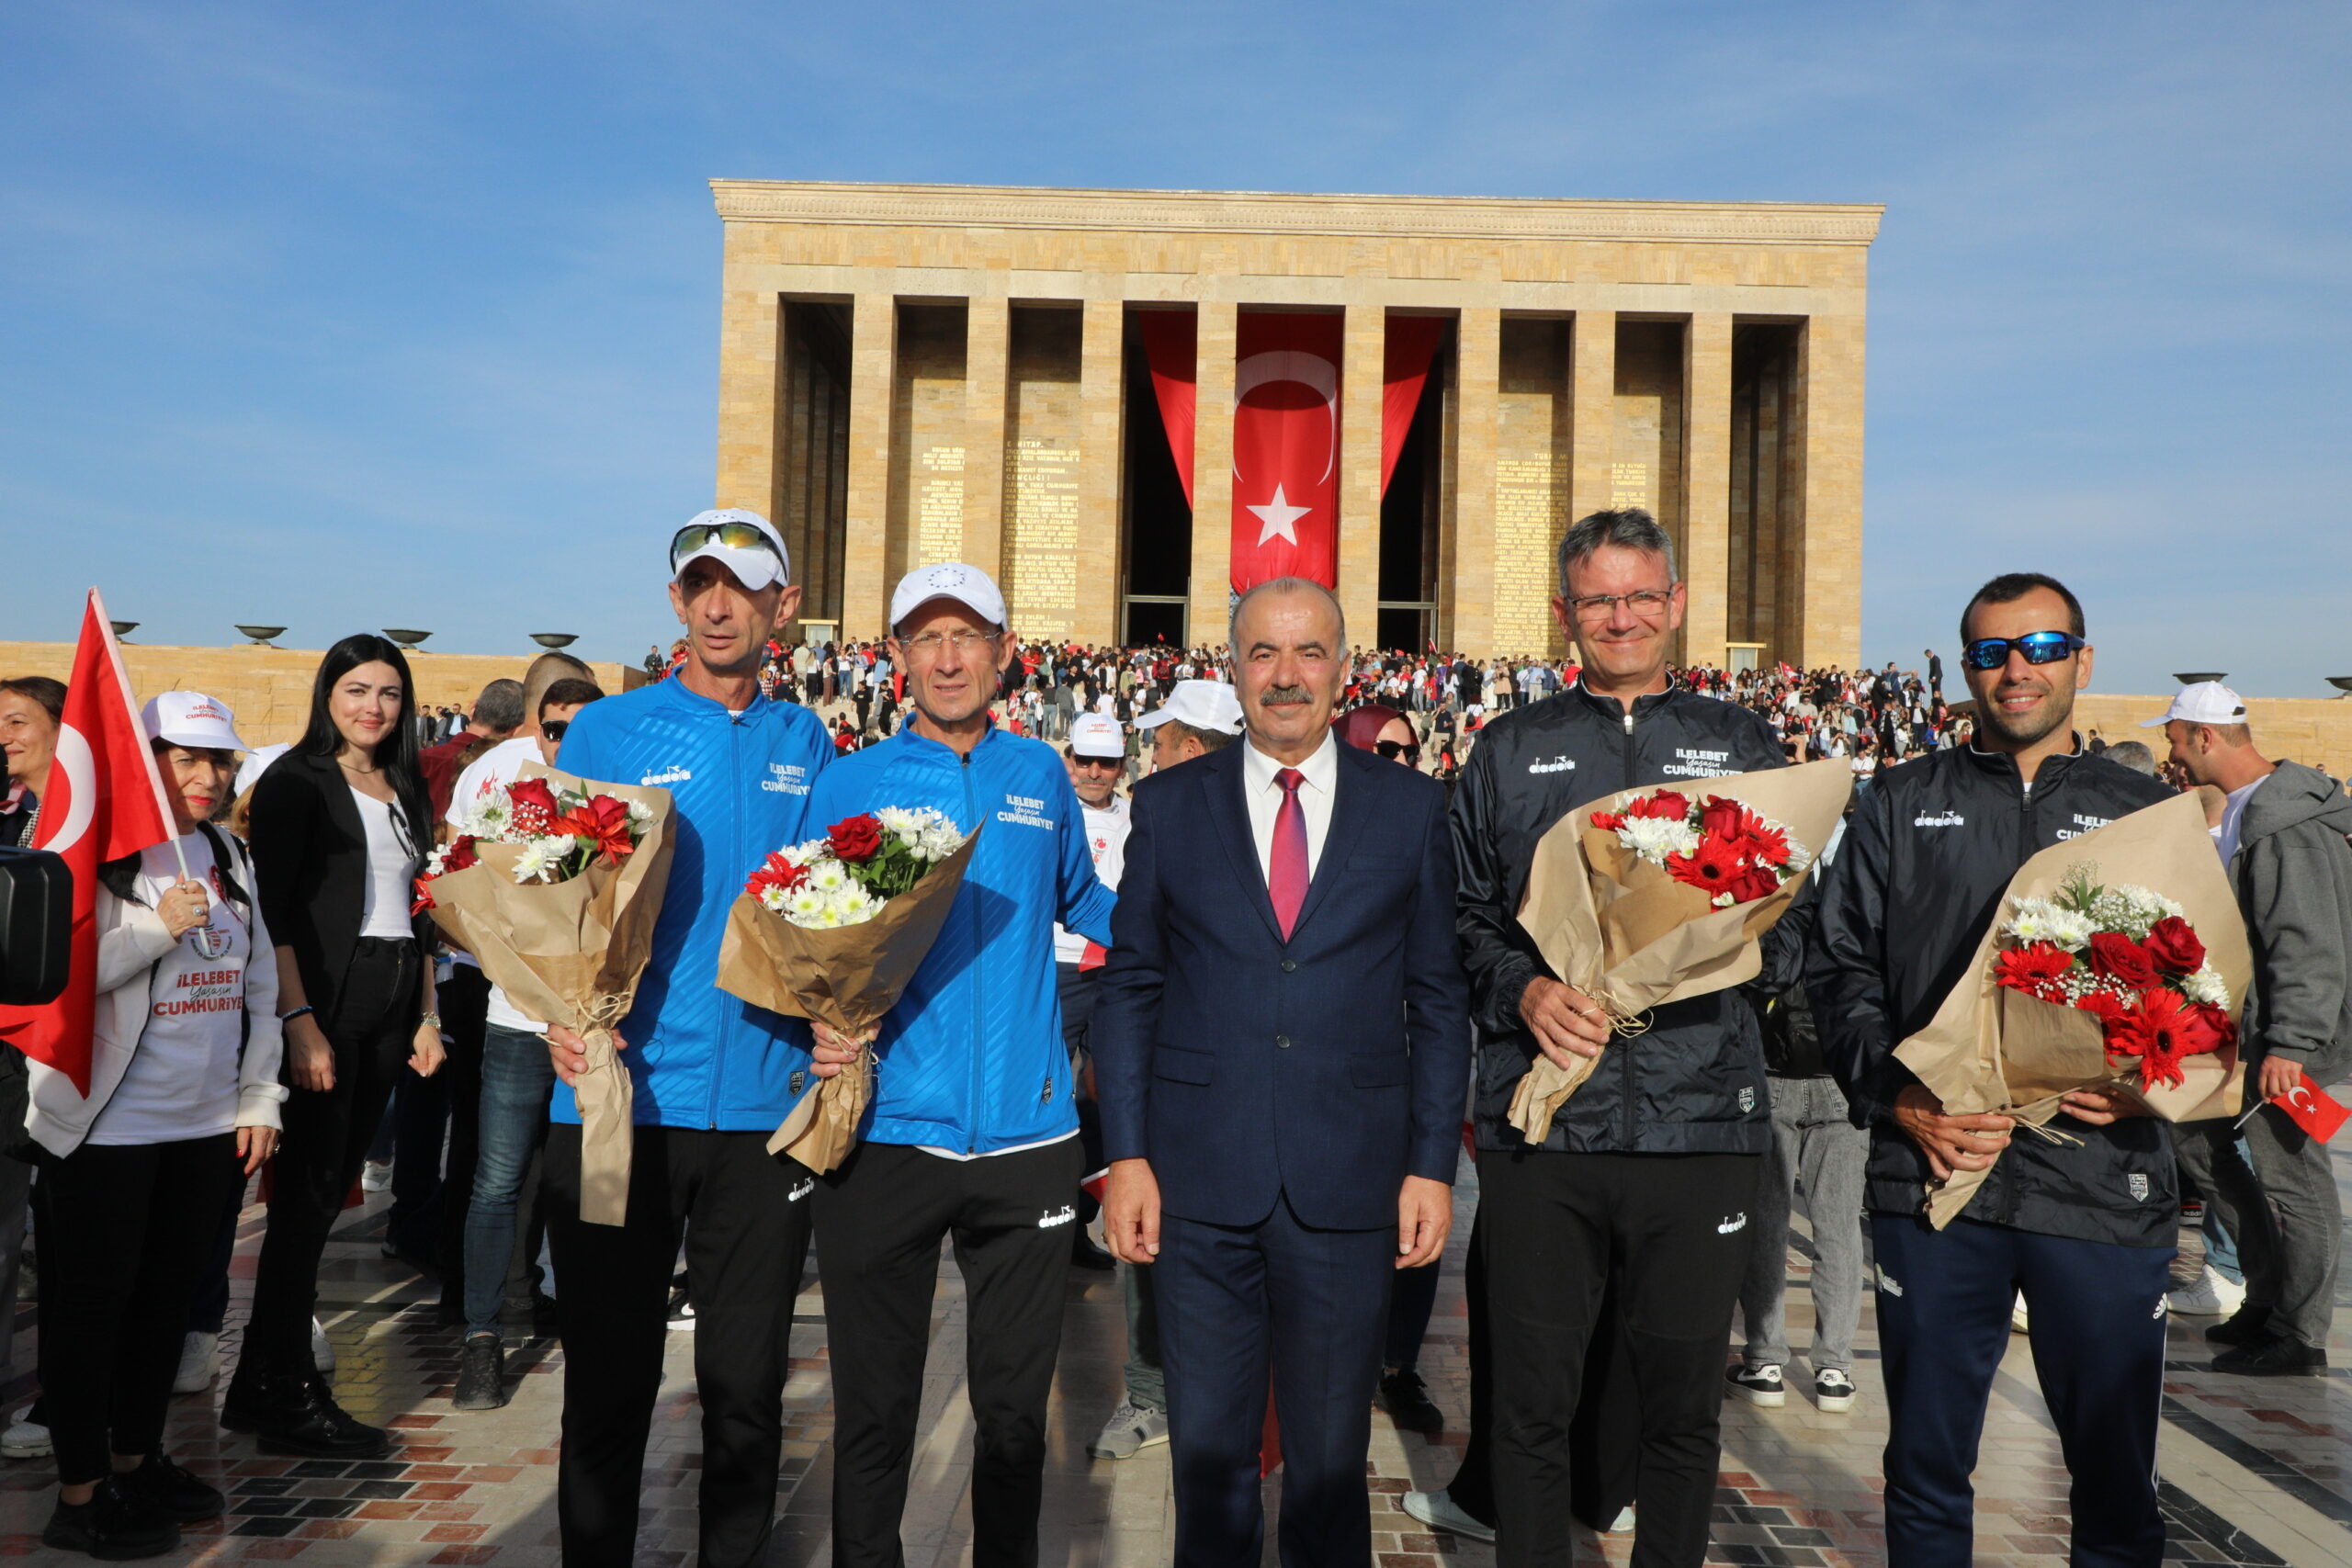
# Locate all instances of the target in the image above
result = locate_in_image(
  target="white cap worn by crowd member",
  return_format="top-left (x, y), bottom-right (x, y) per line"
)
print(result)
top-left (1068, 712), bottom-right (1125, 760)
top-left (889, 561), bottom-right (1008, 633)
top-left (671, 508), bottom-right (791, 592)
top-left (1136, 679), bottom-right (1244, 736)
top-left (2141, 682), bottom-right (2250, 729)
top-left (141, 691), bottom-right (250, 753)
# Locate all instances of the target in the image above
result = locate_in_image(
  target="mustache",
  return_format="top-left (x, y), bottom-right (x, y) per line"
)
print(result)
top-left (1261, 683), bottom-right (1313, 705)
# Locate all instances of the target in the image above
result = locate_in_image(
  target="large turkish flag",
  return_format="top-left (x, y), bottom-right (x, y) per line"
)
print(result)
top-left (1230, 311), bottom-right (1343, 594)
top-left (0, 590), bottom-right (176, 1094)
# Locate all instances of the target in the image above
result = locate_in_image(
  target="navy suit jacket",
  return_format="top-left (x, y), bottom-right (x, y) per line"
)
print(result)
top-left (1092, 739), bottom-right (1473, 1231)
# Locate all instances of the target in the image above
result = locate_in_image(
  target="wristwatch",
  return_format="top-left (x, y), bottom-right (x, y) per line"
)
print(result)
top-left (420, 1010), bottom-right (443, 1032)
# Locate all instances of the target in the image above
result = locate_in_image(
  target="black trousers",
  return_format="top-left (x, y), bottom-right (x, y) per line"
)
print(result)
top-left (245, 936), bottom-right (418, 1377)
top-left (810, 1138), bottom-right (1083, 1568)
top-left (1478, 1149), bottom-right (1760, 1568)
top-left (385, 963), bottom-right (490, 1291)
top-left (36, 1134), bottom-right (240, 1483)
top-left (543, 1122), bottom-right (814, 1568)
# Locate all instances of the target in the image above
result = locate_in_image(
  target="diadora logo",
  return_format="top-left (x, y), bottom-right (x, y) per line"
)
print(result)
top-left (996, 795), bottom-right (1056, 830)
top-left (787, 1178), bottom-right (815, 1203)
top-left (641, 765), bottom-right (694, 786)
top-left (1716, 1213), bottom-right (1747, 1235)
top-left (762, 761), bottom-right (809, 796)
top-left (2056, 811), bottom-right (2112, 841)
top-left (1038, 1205), bottom-right (1076, 1229)
top-left (1662, 747), bottom-right (1734, 780)
top-left (1527, 755), bottom-right (1577, 775)
top-left (1913, 810), bottom-right (1964, 828)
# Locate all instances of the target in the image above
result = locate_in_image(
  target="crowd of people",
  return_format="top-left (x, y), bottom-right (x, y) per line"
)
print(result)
top-left (0, 501), bottom-right (2346, 1568)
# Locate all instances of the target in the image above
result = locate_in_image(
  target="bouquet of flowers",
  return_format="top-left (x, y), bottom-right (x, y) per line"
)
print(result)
top-left (1896, 791), bottom-right (2253, 1227)
top-left (417, 766), bottom-right (674, 1225)
top-left (717, 808), bottom-right (981, 1173)
top-left (1507, 758), bottom-right (1853, 1144)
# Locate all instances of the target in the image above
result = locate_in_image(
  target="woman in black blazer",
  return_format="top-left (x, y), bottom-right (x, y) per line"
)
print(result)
top-left (231, 636), bottom-right (444, 1460)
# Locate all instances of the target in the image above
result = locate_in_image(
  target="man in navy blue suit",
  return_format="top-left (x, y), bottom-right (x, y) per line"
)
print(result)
top-left (1094, 577), bottom-right (1473, 1568)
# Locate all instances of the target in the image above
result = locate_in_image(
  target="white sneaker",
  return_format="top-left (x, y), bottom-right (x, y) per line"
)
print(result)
top-left (2168, 1265), bottom-right (2248, 1317)
top-left (1607, 1505), bottom-right (1635, 1534)
top-left (1403, 1489), bottom-right (1496, 1544)
top-left (311, 1316), bottom-right (337, 1372)
top-left (173, 1330), bottom-right (220, 1394)
top-left (1814, 1366), bottom-right (1857, 1414)
top-left (361, 1160), bottom-right (392, 1193)
top-left (2010, 1292), bottom-right (2030, 1334)
top-left (1, 1406), bottom-right (50, 1459)
top-left (1725, 1361), bottom-right (1786, 1408)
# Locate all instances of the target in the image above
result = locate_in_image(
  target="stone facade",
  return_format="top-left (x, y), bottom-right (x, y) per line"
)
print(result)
top-left (711, 179), bottom-right (1881, 663)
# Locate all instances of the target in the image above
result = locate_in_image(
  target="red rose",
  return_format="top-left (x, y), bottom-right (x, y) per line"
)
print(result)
top-left (2086, 932), bottom-right (2161, 990)
top-left (1995, 942), bottom-right (2075, 1000)
top-left (2190, 1001), bottom-right (2238, 1054)
top-left (507, 777), bottom-right (561, 835)
top-left (1623, 790), bottom-right (1690, 822)
top-left (828, 813), bottom-right (886, 863)
top-left (2143, 915), bottom-right (2205, 976)
top-left (443, 835), bottom-right (479, 873)
top-left (1698, 795), bottom-right (1759, 849)
top-left (1728, 863), bottom-right (1783, 904)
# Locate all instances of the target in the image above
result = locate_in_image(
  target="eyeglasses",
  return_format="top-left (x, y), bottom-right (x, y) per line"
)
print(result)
top-left (1960, 631), bottom-right (2083, 671)
top-left (1374, 739), bottom-right (1422, 763)
top-left (1566, 588), bottom-right (1674, 622)
top-left (1071, 754), bottom-right (1122, 771)
top-left (541, 720), bottom-right (569, 743)
top-left (900, 630), bottom-right (1001, 656)
top-left (670, 521), bottom-right (781, 573)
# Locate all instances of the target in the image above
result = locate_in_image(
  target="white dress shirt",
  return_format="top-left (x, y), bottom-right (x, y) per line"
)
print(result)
top-left (1239, 728), bottom-right (1338, 884)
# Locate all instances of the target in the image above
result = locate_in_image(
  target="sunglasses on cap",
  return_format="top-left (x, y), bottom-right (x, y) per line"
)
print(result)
top-left (1960, 631), bottom-right (2083, 671)
top-left (670, 520), bottom-right (781, 573)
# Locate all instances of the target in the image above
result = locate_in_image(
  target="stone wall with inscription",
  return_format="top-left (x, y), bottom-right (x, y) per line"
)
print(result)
top-left (1002, 308), bottom-right (1086, 640)
top-left (1495, 320), bottom-right (1571, 660)
top-left (888, 305), bottom-right (970, 583)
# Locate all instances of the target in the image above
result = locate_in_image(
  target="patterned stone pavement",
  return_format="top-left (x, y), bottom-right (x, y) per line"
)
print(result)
top-left (4, 1149), bottom-right (2351, 1567)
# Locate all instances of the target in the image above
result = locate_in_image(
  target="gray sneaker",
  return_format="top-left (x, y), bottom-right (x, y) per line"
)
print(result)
top-left (1087, 1400), bottom-right (1169, 1460)
top-left (1402, 1489), bottom-right (1495, 1543)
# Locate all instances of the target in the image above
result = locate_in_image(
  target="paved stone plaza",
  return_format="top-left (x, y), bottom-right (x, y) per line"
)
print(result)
top-left (3, 1151), bottom-right (2348, 1567)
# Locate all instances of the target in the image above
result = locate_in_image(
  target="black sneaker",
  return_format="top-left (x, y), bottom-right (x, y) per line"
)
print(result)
top-left (220, 1369), bottom-right (393, 1460)
top-left (666, 1272), bottom-right (696, 1331)
top-left (1377, 1367), bottom-right (1446, 1435)
top-left (452, 1336), bottom-right (508, 1411)
top-left (111, 1452), bottom-right (224, 1522)
top-left (1726, 1362), bottom-right (1786, 1408)
top-left (2212, 1337), bottom-right (2328, 1377)
top-left (41, 1476), bottom-right (180, 1560)
top-left (2206, 1304), bottom-right (2278, 1346)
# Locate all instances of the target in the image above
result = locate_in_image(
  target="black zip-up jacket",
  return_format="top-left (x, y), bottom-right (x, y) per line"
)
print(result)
top-left (1453, 683), bottom-right (1791, 1154)
top-left (1807, 744), bottom-right (2177, 1246)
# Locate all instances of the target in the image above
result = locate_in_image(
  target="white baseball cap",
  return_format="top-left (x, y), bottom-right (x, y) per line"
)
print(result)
top-left (142, 691), bottom-right (249, 752)
top-left (889, 561), bottom-right (1007, 634)
top-left (671, 508), bottom-right (791, 592)
top-left (1136, 679), bottom-right (1244, 736)
top-left (2142, 681), bottom-right (2249, 729)
top-left (1069, 712), bottom-right (1125, 759)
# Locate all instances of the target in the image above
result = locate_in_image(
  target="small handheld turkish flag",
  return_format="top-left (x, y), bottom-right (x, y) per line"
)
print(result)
top-left (2274, 1070), bottom-right (2349, 1144)
top-left (0, 591), bottom-right (177, 1095)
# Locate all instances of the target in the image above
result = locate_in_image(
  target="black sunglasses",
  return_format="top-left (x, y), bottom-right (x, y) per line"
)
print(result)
top-left (1374, 739), bottom-right (1422, 763)
top-left (1961, 631), bottom-right (2082, 671)
top-left (541, 719), bottom-right (569, 743)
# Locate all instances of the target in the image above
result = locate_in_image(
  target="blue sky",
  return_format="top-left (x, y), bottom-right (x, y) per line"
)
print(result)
top-left (3, 1), bottom-right (2346, 695)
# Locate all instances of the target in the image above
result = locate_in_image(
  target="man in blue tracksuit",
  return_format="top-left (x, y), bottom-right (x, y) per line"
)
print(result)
top-left (805, 562), bottom-right (1115, 1568)
top-left (542, 510), bottom-right (833, 1568)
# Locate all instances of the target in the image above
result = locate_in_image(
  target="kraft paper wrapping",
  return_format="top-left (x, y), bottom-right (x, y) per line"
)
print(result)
top-left (1894, 790), bottom-right (2253, 1228)
top-left (422, 764), bottom-right (674, 1226)
top-left (1507, 758), bottom-right (1854, 1144)
top-left (713, 828), bottom-right (982, 1174)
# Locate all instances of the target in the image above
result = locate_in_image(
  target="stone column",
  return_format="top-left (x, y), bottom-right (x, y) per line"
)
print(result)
top-left (1076, 299), bottom-right (1125, 649)
top-left (1338, 303), bottom-right (1386, 649)
top-left (964, 297), bottom-right (1012, 578)
top-left (1449, 308), bottom-right (1501, 660)
top-left (1568, 310), bottom-right (1618, 529)
top-left (842, 293), bottom-right (898, 641)
top-left (1681, 313), bottom-right (1734, 668)
top-left (1796, 313), bottom-right (1866, 669)
top-left (1189, 301), bottom-right (1238, 649)
top-left (714, 261), bottom-right (784, 521)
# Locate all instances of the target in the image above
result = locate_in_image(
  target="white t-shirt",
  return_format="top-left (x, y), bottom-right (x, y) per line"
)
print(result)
top-left (447, 737), bottom-right (550, 1034)
top-left (90, 832), bottom-right (247, 1145)
top-left (1054, 794), bottom-right (1131, 965)
top-left (352, 788), bottom-right (420, 942)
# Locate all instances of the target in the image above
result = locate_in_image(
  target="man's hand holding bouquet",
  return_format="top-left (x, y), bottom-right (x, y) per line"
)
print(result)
top-left (716, 807), bottom-right (978, 1172)
top-left (1509, 757), bottom-right (1853, 1142)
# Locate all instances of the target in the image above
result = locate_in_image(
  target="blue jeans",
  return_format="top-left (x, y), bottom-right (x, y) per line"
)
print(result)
top-left (463, 1023), bottom-right (555, 1337)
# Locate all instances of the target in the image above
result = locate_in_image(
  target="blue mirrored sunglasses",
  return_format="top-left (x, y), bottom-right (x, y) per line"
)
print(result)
top-left (1961, 631), bottom-right (2082, 671)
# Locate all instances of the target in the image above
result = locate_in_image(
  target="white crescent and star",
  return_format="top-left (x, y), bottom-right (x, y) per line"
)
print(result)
top-left (1232, 348), bottom-right (1339, 551)
top-left (1247, 485), bottom-right (1311, 547)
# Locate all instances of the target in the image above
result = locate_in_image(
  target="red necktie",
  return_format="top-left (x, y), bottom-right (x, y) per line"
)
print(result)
top-left (1270, 767), bottom-right (1307, 939)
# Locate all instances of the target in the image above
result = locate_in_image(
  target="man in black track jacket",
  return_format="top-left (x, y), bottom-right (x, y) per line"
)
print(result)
top-left (1810, 573), bottom-right (2174, 1568)
top-left (1441, 509), bottom-right (1792, 1568)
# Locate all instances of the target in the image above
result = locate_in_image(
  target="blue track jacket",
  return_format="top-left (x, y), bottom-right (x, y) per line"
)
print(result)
top-left (805, 724), bottom-right (1116, 1155)
top-left (552, 678), bottom-right (831, 1131)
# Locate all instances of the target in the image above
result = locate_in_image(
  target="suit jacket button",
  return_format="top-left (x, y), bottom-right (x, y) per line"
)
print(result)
top-left (1275, 1034), bottom-right (1292, 1049)
top-left (1281, 959), bottom-right (1297, 973)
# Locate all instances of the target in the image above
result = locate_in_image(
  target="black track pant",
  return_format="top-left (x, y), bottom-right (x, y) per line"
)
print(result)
top-left (810, 1138), bottom-right (1084, 1568)
top-left (36, 1134), bottom-right (239, 1483)
top-left (1478, 1149), bottom-right (1761, 1568)
top-left (543, 1123), bottom-right (814, 1568)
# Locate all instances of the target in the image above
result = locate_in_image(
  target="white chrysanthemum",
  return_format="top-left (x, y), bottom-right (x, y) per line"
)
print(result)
top-left (2041, 908), bottom-right (2098, 952)
top-left (807, 859), bottom-right (851, 893)
top-left (512, 836), bottom-right (572, 884)
top-left (2004, 897), bottom-right (2064, 945)
top-left (918, 823), bottom-right (965, 862)
top-left (468, 798), bottom-right (511, 836)
top-left (626, 798), bottom-right (655, 825)
top-left (2182, 965), bottom-right (2233, 1010)
top-left (783, 887), bottom-right (830, 925)
top-left (1620, 815), bottom-right (1700, 865)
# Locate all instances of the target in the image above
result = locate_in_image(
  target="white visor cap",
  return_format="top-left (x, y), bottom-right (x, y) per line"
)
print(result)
top-left (672, 508), bottom-right (790, 592)
top-left (1068, 712), bottom-right (1126, 759)
top-left (1136, 679), bottom-right (1245, 735)
top-left (889, 562), bottom-right (1008, 635)
top-left (2142, 681), bottom-right (2249, 729)
top-left (142, 691), bottom-right (250, 753)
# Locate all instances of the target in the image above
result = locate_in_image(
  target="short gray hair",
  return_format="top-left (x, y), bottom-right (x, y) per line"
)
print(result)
top-left (1557, 508), bottom-right (1678, 596)
top-left (471, 678), bottom-right (527, 734)
top-left (2103, 739), bottom-right (2158, 775)
top-left (1228, 576), bottom-right (1346, 653)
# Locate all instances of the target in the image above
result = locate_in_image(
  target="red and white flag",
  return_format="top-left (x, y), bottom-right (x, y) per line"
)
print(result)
top-left (2274, 1070), bottom-right (2349, 1144)
top-left (1230, 311), bottom-right (1344, 594)
top-left (0, 591), bottom-right (176, 1094)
